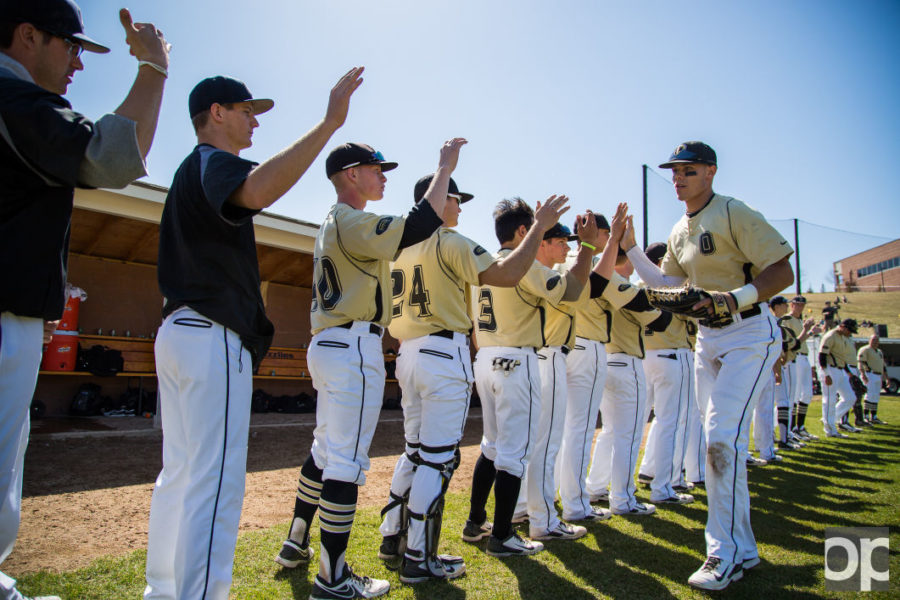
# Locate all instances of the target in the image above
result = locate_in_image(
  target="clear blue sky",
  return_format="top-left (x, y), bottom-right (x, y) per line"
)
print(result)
top-left (69, 0), bottom-right (899, 292)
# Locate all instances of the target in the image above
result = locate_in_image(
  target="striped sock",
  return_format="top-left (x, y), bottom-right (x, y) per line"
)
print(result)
top-left (287, 455), bottom-right (323, 546)
top-left (318, 480), bottom-right (358, 584)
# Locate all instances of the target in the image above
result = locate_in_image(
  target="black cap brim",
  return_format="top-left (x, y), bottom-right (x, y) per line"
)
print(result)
top-left (377, 162), bottom-right (398, 173)
top-left (658, 159), bottom-right (715, 169)
top-left (458, 192), bottom-right (474, 203)
top-left (71, 32), bottom-right (109, 54)
top-left (249, 99), bottom-right (274, 115)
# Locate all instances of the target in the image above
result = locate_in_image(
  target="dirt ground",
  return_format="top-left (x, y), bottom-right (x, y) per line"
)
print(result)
top-left (6, 410), bottom-right (493, 575)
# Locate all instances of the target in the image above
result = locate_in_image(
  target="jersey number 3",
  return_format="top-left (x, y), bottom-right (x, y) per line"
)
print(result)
top-left (477, 289), bottom-right (497, 332)
top-left (391, 266), bottom-right (432, 318)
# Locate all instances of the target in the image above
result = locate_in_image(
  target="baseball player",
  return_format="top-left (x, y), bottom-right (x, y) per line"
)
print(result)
top-left (623, 142), bottom-right (794, 590)
top-left (511, 219), bottom-right (608, 540)
top-left (584, 211), bottom-right (672, 516)
top-left (783, 296), bottom-right (821, 440)
top-left (464, 198), bottom-right (599, 557)
top-left (818, 318), bottom-right (861, 438)
top-left (635, 242), bottom-right (697, 504)
top-left (274, 138), bottom-right (465, 600)
top-left (376, 178), bottom-right (570, 582)
top-left (556, 214), bottom-right (615, 522)
top-left (0, 3), bottom-right (168, 599)
top-left (147, 70), bottom-right (363, 600)
top-left (858, 335), bottom-right (887, 424)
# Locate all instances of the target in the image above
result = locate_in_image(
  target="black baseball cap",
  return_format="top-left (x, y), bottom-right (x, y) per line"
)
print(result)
top-left (0, 0), bottom-right (109, 53)
top-left (326, 143), bottom-right (398, 178)
top-left (188, 76), bottom-right (274, 119)
top-left (659, 141), bottom-right (717, 169)
top-left (791, 295), bottom-right (807, 304)
top-left (645, 242), bottom-right (667, 265)
top-left (543, 223), bottom-right (573, 241)
top-left (769, 295), bottom-right (788, 307)
top-left (413, 174), bottom-right (473, 204)
top-left (841, 318), bottom-right (858, 334)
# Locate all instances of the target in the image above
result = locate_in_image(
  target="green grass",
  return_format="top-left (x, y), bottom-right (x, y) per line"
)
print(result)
top-left (18, 398), bottom-right (900, 599)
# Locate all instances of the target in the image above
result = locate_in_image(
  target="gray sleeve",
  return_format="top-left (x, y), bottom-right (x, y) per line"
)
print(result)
top-left (77, 114), bottom-right (147, 189)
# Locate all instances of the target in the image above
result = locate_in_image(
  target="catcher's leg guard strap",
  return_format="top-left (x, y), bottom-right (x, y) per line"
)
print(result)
top-left (406, 451), bottom-right (457, 558)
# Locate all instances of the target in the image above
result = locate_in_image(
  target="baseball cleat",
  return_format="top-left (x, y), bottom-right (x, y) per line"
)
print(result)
top-left (689, 480), bottom-right (705, 488)
top-left (826, 431), bottom-right (850, 438)
top-left (798, 427), bottom-right (819, 439)
top-left (486, 532), bottom-right (544, 557)
top-left (746, 455), bottom-right (768, 467)
top-left (377, 534), bottom-right (401, 561)
top-left (589, 490), bottom-right (609, 503)
top-left (742, 556), bottom-right (761, 570)
top-left (637, 472), bottom-right (653, 486)
top-left (672, 482), bottom-right (695, 493)
top-left (855, 419), bottom-right (872, 427)
top-left (309, 567), bottom-right (389, 599)
top-left (777, 441), bottom-right (802, 450)
top-left (838, 423), bottom-right (861, 433)
top-left (870, 417), bottom-right (887, 425)
top-left (688, 556), bottom-right (743, 590)
top-left (532, 521), bottom-right (587, 541)
top-left (511, 512), bottom-right (529, 525)
top-left (275, 539), bottom-right (314, 568)
top-left (611, 502), bottom-right (656, 516)
top-left (656, 493), bottom-right (694, 504)
top-left (399, 554), bottom-right (466, 584)
top-left (763, 454), bottom-right (784, 462)
top-left (569, 507), bottom-right (612, 522)
top-left (461, 519), bottom-right (492, 543)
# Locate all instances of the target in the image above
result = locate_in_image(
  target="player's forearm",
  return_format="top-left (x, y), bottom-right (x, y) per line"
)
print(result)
top-left (749, 257), bottom-right (794, 303)
top-left (479, 222), bottom-right (546, 286)
top-left (113, 68), bottom-right (166, 158)
top-left (625, 246), bottom-right (684, 287)
top-left (421, 165), bottom-right (451, 222)
top-left (560, 245), bottom-right (592, 301)
top-left (235, 118), bottom-right (342, 210)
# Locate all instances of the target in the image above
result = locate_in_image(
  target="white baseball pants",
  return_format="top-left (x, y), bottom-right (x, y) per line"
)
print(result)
top-left (696, 311), bottom-right (780, 565)
top-left (145, 308), bottom-right (252, 600)
top-left (558, 338), bottom-right (606, 519)
top-left (821, 366), bottom-right (855, 435)
top-left (0, 313), bottom-right (42, 600)
top-left (474, 346), bottom-right (540, 479)
top-left (753, 375), bottom-right (776, 460)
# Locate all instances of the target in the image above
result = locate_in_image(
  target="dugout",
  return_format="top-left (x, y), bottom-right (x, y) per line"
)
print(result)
top-left (32, 181), bottom-right (400, 422)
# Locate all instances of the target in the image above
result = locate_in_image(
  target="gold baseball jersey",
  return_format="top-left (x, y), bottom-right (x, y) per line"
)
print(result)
top-left (600, 271), bottom-right (661, 358)
top-left (643, 313), bottom-right (692, 351)
top-left (781, 315), bottom-right (808, 354)
top-left (310, 203), bottom-right (407, 335)
top-left (660, 194), bottom-right (793, 290)
top-left (543, 298), bottom-right (576, 348)
top-left (474, 248), bottom-right (569, 349)
top-left (563, 252), bottom-right (610, 342)
top-left (388, 228), bottom-right (496, 341)
top-left (778, 316), bottom-right (800, 363)
top-left (857, 346), bottom-right (885, 374)
top-left (819, 328), bottom-right (856, 369)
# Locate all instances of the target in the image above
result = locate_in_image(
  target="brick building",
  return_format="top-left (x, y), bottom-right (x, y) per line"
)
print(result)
top-left (833, 239), bottom-right (900, 292)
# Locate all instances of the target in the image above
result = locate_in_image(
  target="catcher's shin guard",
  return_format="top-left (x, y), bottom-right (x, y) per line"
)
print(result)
top-left (409, 447), bottom-right (461, 559)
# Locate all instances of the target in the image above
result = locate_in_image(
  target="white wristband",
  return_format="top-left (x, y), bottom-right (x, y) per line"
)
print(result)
top-left (138, 60), bottom-right (168, 78)
top-left (729, 283), bottom-right (758, 310)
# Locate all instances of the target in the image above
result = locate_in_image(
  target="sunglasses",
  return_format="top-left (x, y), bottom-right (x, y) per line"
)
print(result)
top-left (42, 30), bottom-right (84, 59)
top-left (341, 150), bottom-right (387, 171)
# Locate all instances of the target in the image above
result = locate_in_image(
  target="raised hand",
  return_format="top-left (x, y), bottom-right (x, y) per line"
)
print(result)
top-left (621, 214), bottom-right (637, 251)
top-left (533, 195), bottom-right (570, 232)
top-left (325, 66), bottom-right (365, 129)
top-left (609, 202), bottom-right (628, 243)
top-left (438, 137), bottom-right (468, 173)
top-left (576, 210), bottom-right (600, 247)
top-left (119, 9), bottom-right (169, 68)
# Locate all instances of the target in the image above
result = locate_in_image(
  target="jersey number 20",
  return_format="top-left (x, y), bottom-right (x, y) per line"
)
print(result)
top-left (311, 257), bottom-right (342, 312)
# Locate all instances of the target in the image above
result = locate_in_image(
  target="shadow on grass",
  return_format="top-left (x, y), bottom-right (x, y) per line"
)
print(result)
top-left (273, 559), bottom-right (314, 600)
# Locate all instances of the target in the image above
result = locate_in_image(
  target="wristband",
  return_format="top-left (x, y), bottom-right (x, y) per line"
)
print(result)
top-left (138, 60), bottom-right (168, 78)
top-left (729, 283), bottom-right (758, 310)
top-left (581, 241), bottom-right (596, 251)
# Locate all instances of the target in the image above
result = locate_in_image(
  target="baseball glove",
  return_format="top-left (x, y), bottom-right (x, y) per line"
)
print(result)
top-left (645, 286), bottom-right (734, 328)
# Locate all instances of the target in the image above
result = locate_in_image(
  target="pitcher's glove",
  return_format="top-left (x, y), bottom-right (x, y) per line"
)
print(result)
top-left (645, 286), bottom-right (735, 328)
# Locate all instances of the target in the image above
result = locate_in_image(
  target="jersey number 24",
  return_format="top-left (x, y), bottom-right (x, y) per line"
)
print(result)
top-left (391, 266), bottom-right (432, 318)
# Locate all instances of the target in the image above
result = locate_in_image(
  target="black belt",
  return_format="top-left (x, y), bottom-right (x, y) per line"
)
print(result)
top-left (336, 321), bottom-right (383, 335)
top-left (700, 302), bottom-right (762, 329)
top-left (429, 329), bottom-right (468, 343)
top-left (562, 346), bottom-right (570, 355)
